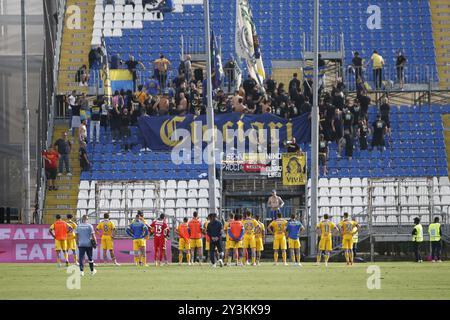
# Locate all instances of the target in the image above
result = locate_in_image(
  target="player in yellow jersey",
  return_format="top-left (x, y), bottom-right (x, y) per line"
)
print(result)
top-left (223, 213), bottom-right (234, 265)
top-left (338, 212), bottom-right (360, 266)
top-left (268, 212), bottom-right (288, 265)
top-left (66, 214), bottom-right (78, 265)
top-left (242, 211), bottom-right (258, 266)
top-left (254, 215), bottom-right (265, 265)
top-left (316, 214), bottom-right (339, 267)
top-left (96, 213), bottom-right (120, 266)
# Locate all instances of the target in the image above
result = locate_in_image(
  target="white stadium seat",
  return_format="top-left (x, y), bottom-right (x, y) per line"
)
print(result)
top-left (112, 29), bottom-right (123, 37)
top-left (319, 197), bottom-right (329, 207)
top-left (350, 178), bottom-right (362, 187)
top-left (176, 199), bottom-right (187, 208)
top-left (124, 5), bottom-right (134, 13)
top-left (133, 189), bottom-right (144, 199)
top-left (198, 189), bottom-right (209, 198)
top-left (176, 189), bottom-right (187, 198)
top-left (187, 189), bottom-right (198, 198)
top-left (77, 200), bottom-right (88, 209)
top-left (340, 178), bottom-right (351, 187)
top-left (187, 198), bottom-right (198, 208)
top-left (178, 180), bottom-right (188, 189)
top-left (166, 180), bottom-right (177, 189)
top-left (132, 199), bottom-right (143, 209)
top-left (103, 20), bottom-right (113, 29)
top-left (93, 21), bottom-right (103, 29)
top-left (133, 21), bottom-right (143, 29)
top-left (105, 5), bottom-right (114, 13)
top-left (165, 189), bottom-right (176, 199)
top-left (123, 12), bottom-right (134, 20)
top-left (103, 29), bottom-right (113, 37)
top-left (198, 199), bottom-right (209, 208)
top-left (104, 13), bottom-right (114, 21)
top-left (329, 188), bottom-right (340, 197)
top-left (188, 180), bottom-right (199, 189)
top-left (111, 189), bottom-right (122, 199)
top-left (144, 189), bottom-right (155, 199)
top-left (143, 199), bottom-right (154, 208)
top-left (199, 180), bottom-right (209, 188)
top-left (94, 13), bottom-right (103, 21)
top-left (78, 190), bottom-right (89, 200)
top-left (80, 180), bottom-right (90, 190)
top-left (165, 200), bottom-right (176, 209)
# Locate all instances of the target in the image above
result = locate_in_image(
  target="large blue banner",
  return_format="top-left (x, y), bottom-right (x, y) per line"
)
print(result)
top-left (138, 112), bottom-right (311, 151)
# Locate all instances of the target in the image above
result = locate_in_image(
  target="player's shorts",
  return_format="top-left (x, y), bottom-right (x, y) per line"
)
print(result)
top-left (179, 238), bottom-right (190, 251)
top-left (288, 238), bottom-right (301, 249)
top-left (54, 239), bottom-right (67, 251)
top-left (205, 239), bottom-right (210, 251)
top-left (255, 237), bottom-right (264, 251)
top-left (66, 238), bottom-right (77, 251)
top-left (101, 236), bottom-right (114, 250)
top-left (225, 239), bottom-right (232, 250)
top-left (319, 237), bottom-right (333, 252)
top-left (243, 235), bottom-right (256, 249)
top-left (190, 238), bottom-right (203, 249)
top-left (273, 236), bottom-right (287, 250)
top-left (229, 240), bottom-right (243, 249)
top-left (342, 237), bottom-right (354, 250)
top-left (133, 239), bottom-right (146, 251)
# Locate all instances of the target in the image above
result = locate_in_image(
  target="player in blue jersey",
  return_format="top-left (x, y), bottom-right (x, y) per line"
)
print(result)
top-left (126, 214), bottom-right (149, 266)
top-left (286, 214), bottom-right (305, 266)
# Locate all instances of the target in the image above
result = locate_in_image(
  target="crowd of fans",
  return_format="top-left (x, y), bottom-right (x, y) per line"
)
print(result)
top-left (46, 51), bottom-right (394, 190)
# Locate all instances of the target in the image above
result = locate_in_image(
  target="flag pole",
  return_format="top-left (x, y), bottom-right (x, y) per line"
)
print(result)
top-left (204, 0), bottom-right (218, 215)
top-left (309, 0), bottom-right (320, 256)
top-left (21, 0), bottom-right (31, 224)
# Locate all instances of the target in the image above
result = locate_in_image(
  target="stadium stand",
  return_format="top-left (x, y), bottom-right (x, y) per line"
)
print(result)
top-left (40, 0), bottom-right (450, 250)
top-left (92, 0), bottom-right (439, 86)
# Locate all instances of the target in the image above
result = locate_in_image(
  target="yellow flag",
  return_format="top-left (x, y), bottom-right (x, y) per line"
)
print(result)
top-left (282, 153), bottom-right (307, 186)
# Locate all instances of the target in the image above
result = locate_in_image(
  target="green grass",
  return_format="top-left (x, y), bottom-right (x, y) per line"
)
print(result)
top-left (0, 262), bottom-right (449, 300)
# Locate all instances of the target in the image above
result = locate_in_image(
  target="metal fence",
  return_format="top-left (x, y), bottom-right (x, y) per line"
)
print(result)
top-left (345, 64), bottom-right (438, 91)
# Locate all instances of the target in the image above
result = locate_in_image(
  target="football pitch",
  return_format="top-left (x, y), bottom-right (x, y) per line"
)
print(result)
top-left (0, 262), bottom-right (449, 300)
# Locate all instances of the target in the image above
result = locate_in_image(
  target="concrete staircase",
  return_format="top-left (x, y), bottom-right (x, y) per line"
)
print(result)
top-left (43, 124), bottom-right (81, 224)
top-left (57, 0), bottom-right (95, 95)
top-left (430, 0), bottom-right (450, 90)
top-left (443, 114), bottom-right (450, 178)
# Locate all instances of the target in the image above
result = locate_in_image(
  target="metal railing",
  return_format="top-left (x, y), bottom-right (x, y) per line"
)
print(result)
top-left (36, 0), bottom-right (67, 224)
top-left (303, 33), bottom-right (343, 53)
top-left (345, 64), bottom-right (438, 91)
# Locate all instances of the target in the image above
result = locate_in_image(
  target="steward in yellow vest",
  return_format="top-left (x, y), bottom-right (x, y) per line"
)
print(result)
top-left (429, 217), bottom-right (443, 262)
top-left (411, 217), bottom-right (423, 263)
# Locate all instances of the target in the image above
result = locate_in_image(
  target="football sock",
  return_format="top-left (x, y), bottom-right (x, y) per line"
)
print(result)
top-left (316, 254), bottom-right (321, 263)
top-left (252, 256), bottom-right (256, 264)
top-left (324, 254), bottom-right (330, 264)
top-left (56, 252), bottom-right (61, 264)
top-left (291, 251), bottom-right (295, 263)
top-left (134, 256), bottom-right (139, 264)
top-left (73, 254), bottom-right (78, 264)
top-left (186, 253), bottom-right (191, 263)
top-left (345, 251), bottom-right (349, 263)
top-left (63, 252), bottom-right (68, 262)
top-left (140, 255), bottom-right (146, 265)
top-left (282, 251), bottom-right (287, 263)
top-left (349, 252), bottom-right (354, 263)
top-left (89, 262), bottom-right (94, 272)
top-left (274, 252), bottom-right (278, 263)
top-left (179, 253), bottom-right (183, 263)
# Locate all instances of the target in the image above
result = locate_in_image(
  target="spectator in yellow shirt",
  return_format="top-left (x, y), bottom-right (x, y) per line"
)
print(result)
top-left (370, 50), bottom-right (385, 90)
